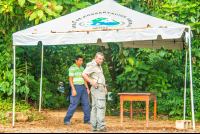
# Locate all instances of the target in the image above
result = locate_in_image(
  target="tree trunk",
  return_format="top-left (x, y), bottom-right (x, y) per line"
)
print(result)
top-left (101, 45), bottom-right (118, 89)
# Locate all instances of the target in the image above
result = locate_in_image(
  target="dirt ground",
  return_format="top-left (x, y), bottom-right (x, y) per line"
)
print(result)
top-left (1, 106), bottom-right (200, 133)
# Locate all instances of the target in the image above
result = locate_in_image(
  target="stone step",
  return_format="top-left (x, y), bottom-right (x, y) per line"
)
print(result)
top-left (176, 120), bottom-right (191, 129)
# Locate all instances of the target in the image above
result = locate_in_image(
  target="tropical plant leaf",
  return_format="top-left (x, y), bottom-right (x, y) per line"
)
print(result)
top-left (82, 2), bottom-right (92, 7)
top-left (54, 6), bottom-right (63, 11)
top-left (169, 111), bottom-right (175, 115)
top-left (16, 79), bottom-right (20, 86)
top-left (138, 81), bottom-right (142, 85)
top-left (190, 8), bottom-right (195, 13)
top-left (35, 17), bottom-right (40, 25)
top-left (125, 65), bottom-right (132, 73)
top-left (76, 3), bottom-right (85, 9)
top-left (38, 10), bottom-right (43, 19)
top-left (42, 14), bottom-right (46, 21)
top-left (63, 0), bottom-right (73, 4)
top-left (129, 58), bottom-right (134, 67)
top-left (29, 11), bottom-right (37, 21)
top-left (45, 9), bottom-right (57, 16)
top-left (27, 0), bottom-right (37, 3)
top-left (71, 6), bottom-right (78, 12)
top-left (18, 0), bottom-right (25, 7)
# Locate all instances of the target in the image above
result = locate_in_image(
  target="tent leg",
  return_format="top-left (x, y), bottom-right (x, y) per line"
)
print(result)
top-left (183, 47), bottom-right (188, 120)
top-left (188, 26), bottom-right (195, 129)
top-left (39, 43), bottom-right (44, 112)
top-left (12, 45), bottom-right (16, 127)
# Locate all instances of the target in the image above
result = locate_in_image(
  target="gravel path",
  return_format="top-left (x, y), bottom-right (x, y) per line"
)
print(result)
top-left (1, 107), bottom-right (200, 133)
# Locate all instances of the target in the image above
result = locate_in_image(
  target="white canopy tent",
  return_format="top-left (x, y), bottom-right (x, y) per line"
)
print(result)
top-left (12, 0), bottom-right (195, 129)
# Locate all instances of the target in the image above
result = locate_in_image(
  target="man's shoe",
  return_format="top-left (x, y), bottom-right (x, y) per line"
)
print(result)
top-left (98, 128), bottom-right (108, 132)
top-left (91, 126), bottom-right (97, 131)
top-left (64, 122), bottom-right (72, 125)
top-left (84, 121), bottom-right (91, 124)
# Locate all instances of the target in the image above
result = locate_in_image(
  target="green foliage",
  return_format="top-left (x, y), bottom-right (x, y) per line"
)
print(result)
top-left (158, 1), bottom-right (200, 35)
top-left (0, 0), bottom-right (200, 122)
top-left (0, 98), bottom-right (33, 112)
top-left (0, 112), bottom-right (7, 120)
top-left (116, 57), bottom-right (149, 92)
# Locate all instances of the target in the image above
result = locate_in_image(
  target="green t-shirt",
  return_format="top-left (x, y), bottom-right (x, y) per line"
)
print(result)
top-left (69, 64), bottom-right (84, 85)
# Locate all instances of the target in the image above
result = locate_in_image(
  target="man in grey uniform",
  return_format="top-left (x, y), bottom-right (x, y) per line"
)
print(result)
top-left (82, 52), bottom-right (108, 132)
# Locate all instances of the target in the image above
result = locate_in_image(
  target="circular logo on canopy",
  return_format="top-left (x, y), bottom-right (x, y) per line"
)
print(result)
top-left (72, 11), bottom-right (132, 29)
top-left (80, 17), bottom-right (123, 27)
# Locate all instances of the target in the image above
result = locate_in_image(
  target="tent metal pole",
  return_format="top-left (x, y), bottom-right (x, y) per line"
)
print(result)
top-left (183, 47), bottom-right (188, 120)
top-left (12, 45), bottom-right (16, 127)
top-left (188, 26), bottom-right (195, 129)
top-left (39, 44), bottom-right (44, 112)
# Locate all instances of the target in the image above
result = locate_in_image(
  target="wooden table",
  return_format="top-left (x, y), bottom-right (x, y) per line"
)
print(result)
top-left (118, 92), bottom-right (158, 126)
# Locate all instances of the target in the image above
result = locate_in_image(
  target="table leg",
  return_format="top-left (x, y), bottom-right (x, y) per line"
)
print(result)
top-left (130, 101), bottom-right (133, 121)
top-left (146, 100), bottom-right (149, 126)
top-left (154, 99), bottom-right (156, 121)
top-left (120, 97), bottom-right (123, 127)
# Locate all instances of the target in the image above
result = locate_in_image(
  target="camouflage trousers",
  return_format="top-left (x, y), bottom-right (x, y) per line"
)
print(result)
top-left (90, 86), bottom-right (106, 131)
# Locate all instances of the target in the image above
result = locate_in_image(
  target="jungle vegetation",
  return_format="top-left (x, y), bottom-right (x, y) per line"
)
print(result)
top-left (0, 0), bottom-right (200, 121)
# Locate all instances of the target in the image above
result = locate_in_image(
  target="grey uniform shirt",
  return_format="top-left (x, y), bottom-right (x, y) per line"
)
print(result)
top-left (83, 59), bottom-right (105, 86)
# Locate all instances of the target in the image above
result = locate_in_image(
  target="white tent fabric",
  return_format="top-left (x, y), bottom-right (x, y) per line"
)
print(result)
top-left (12, 0), bottom-right (195, 129)
top-left (12, 0), bottom-right (186, 46)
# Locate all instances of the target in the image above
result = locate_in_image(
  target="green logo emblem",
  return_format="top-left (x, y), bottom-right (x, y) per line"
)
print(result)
top-left (83, 17), bottom-right (120, 26)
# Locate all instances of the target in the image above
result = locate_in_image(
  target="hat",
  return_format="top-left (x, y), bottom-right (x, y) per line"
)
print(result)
top-left (59, 82), bottom-right (63, 86)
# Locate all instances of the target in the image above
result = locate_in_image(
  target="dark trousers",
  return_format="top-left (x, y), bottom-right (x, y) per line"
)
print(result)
top-left (64, 85), bottom-right (90, 123)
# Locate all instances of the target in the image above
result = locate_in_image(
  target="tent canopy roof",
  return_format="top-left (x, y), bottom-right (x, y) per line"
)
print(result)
top-left (12, 0), bottom-right (187, 50)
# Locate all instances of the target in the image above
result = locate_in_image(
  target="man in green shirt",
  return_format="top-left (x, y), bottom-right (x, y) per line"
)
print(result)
top-left (64, 55), bottom-right (90, 125)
